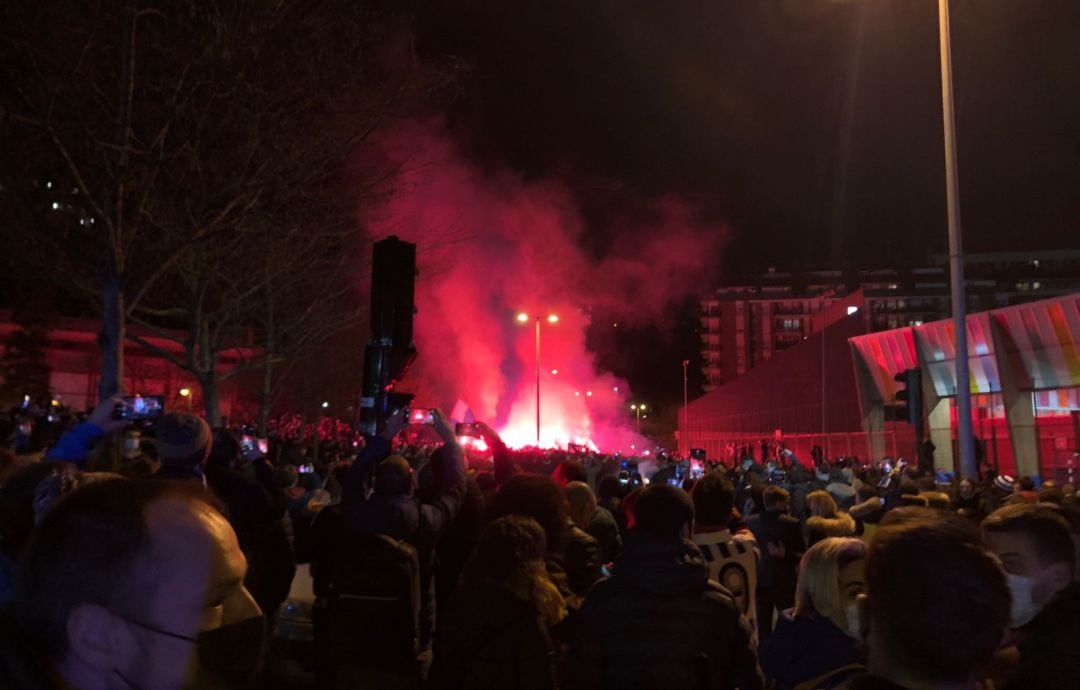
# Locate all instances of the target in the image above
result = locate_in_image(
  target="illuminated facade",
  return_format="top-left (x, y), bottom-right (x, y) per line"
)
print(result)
top-left (700, 250), bottom-right (1080, 391)
top-left (849, 291), bottom-right (1080, 482)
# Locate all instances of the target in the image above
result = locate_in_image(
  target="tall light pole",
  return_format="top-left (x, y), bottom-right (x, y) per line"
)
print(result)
top-left (682, 360), bottom-right (689, 457)
top-left (938, 0), bottom-right (975, 478)
top-left (518, 311), bottom-right (558, 445)
top-left (631, 403), bottom-right (646, 435)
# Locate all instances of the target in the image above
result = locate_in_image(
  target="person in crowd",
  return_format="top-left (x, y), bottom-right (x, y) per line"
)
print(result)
top-left (596, 473), bottom-right (629, 539)
top-left (745, 485), bottom-right (805, 640)
top-left (0, 479), bottom-right (265, 690)
top-left (556, 461), bottom-right (622, 564)
top-left (691, 471), bottom-right (758, 631)
top-left (488, 474), bottom-right (601, 600)
top-left (805, 490), bottom-right (856, 546)
top-left (566, 483), bottom-right (763, 690)
top-left (844, 518), bottom-right (1010, 690)
top-left (760, 538), bottom-right (867, 689)
top-left (982, 503), bottom-right (1080, 689)
top-left (339, 408), bottom-right (467, 662)
top-left (166, 422), bottom-right (295, 624)
top-left (953, 477), bottom-right (982, 516)
top-left (1010, 476), bottom-right (1038, 503)
top-left (565, 483), bottom-right (609, 578)
top-left (430, 516), bottom-right (562, 690)
top-left (566, 480), bottom-right (620, 568)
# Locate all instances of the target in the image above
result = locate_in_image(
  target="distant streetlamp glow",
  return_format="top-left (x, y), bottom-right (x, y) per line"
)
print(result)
top-left (547, 314), bottom-right (559, 324)
top-left (516, 312), bottom-right (529, 323)
top-left (631, 403), bottom-right (647, 434)
top-left (179, 388), bottom-right (191, 397)
top-left (321, 401), bottom-right (329, 409)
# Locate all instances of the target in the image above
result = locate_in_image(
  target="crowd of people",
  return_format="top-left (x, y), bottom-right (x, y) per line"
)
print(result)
top-left (1, 396), bottom-right (1079, 690)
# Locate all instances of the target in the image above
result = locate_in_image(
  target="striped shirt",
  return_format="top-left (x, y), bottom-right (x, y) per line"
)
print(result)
top-left (693, 529), bottom-right (759, 633)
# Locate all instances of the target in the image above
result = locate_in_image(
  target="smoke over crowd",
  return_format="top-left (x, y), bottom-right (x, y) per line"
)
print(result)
top-left (356, 119), bottom-right (726, 451)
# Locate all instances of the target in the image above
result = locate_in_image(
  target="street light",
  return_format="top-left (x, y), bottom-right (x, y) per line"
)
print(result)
top-left (682, 359), bottom-right (689, 457)
top-left (936, 0), bottom-right (976, 478)
top-left (631, 403), bottom-right (647, 435)
top-left (516, 311), bottom-right (558, 445)
top-left (179, 387), bottom-right (192, 412)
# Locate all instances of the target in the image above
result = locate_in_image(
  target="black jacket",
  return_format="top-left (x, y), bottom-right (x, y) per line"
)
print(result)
top-left (565, 533), bottom-right (763, 690)
top-left (429, 582), bottom-right (558, 690)
top-left (339, 436), bottom-right (467, 648)
top-left (1005, 581), bottom-right (1080, 690)
top-left (565, 523), bottom-right (603, 595)
top-left (744, 510), bottom-right (804, 596)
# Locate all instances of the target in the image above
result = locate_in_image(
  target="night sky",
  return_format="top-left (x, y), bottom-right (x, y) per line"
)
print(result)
top-left (422, 0), bottom-right (1080, 274)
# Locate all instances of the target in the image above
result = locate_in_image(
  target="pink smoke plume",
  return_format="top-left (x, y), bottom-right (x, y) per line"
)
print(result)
top-left (356, 119), bottom-right (726, 451)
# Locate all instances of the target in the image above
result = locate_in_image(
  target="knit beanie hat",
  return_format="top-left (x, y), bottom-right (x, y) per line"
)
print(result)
top-left (156, 413), bottom-right (212, 468)
top-left (993, 475), bottom-right (1015, 494)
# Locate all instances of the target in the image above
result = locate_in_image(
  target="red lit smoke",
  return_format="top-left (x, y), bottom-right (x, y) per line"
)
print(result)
top-left (357, 119), bottom-right (726, 451)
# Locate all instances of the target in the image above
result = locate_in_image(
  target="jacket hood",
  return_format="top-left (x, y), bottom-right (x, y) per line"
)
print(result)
top-left (807, 512), bottom-right (856, 537)
top-left (616, 533), bottom-right (709, 596)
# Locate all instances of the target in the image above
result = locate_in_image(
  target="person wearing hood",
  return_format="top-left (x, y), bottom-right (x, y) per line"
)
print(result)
top-left (982, 503), bottom-right (1080, 689)
top-left (760, 538), bottom-right (867, 689)
top-left (565, 483), bottom-right (763, 690)
top-left (805, 491), bottom-right (856, 547)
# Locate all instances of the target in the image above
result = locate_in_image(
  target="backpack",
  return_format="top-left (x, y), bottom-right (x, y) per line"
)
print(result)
top-left (325, 529), bottom-right (421, 669)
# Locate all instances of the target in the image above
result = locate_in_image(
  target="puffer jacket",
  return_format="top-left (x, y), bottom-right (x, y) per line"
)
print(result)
top-left (565, 533), bottom-right (763, 690)
top-left (429, 582), bottom-right (558, 690)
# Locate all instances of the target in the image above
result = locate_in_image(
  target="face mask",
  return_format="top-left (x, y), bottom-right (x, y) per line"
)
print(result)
top-left (843, 601), bottom-right (862, 639)
top-left (1006, 573), bottom-right (1041, 628)
top-left (118, 615), bottom-right (266, 689)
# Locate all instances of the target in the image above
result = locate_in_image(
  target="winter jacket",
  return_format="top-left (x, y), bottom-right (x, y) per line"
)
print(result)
top-left (565, 523), bottom-right (603, 595)
top-left (340, 435), bottom-right (467, 648)
top-left (565, 533), bottom-right (763, 690)
top-left (1005, 582), bottom-right (1080, 690)
top-left (586, 505), bottom-right (623, 564)
top-left (43, 422), bottom-right (104, 466)
top-left (429, 582), bottom-right (558, 690)
top-left (760, 611), bottom-right (864, 690)
top-left (744, 510), bottom-right (804, 596)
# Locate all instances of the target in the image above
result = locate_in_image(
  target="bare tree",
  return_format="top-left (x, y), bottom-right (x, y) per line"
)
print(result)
top-left (2, 1), bottom-right (456, 417)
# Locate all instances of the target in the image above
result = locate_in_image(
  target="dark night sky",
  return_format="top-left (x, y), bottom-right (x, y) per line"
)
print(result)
top-left (421, 0), bottom-right (1080, 274)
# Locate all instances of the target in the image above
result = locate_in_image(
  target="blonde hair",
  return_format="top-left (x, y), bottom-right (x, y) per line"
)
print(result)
top-left (807, 490), bottom-right (840, 518)
top-left (793, 537), bottom-right (867, 621)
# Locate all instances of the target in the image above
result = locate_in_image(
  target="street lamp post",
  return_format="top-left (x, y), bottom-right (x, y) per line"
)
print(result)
top-left (518, 312), bottom-right (558, 446)
top-left (937, 0), bottom-right (975, 479)
top-left (682, 360), bottom-right (689, 457)
top-left (631, 403), bottom-right (646, 435)
top-left (179, 387), bottom-right (192, 413)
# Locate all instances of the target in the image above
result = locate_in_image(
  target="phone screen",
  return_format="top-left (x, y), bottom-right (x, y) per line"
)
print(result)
top-left (114, 395), bottom-right (165, 421)
top-left (409, 408), bottom-right (435, 425)
top-left (456, 422), bottom-right (481, 437)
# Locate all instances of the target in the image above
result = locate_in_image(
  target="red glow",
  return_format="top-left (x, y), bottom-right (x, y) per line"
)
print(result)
top-left (356, 120), bottom-right (726, 452)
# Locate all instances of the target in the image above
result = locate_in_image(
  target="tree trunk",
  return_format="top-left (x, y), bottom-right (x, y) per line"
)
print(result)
top-left (258, 352), bottom-right (272, 436)
top-left (202, 369), bottom-right (221, 427)
top-left (98, 275), bottom-right (125, 401)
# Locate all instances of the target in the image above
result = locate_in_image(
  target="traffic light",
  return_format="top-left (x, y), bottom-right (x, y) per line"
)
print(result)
top-left (893, 368), bottom-right (922, 425)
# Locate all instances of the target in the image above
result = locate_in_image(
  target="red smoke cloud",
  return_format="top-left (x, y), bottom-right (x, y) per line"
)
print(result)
top-left (357, 119), bottom-right (726, 451)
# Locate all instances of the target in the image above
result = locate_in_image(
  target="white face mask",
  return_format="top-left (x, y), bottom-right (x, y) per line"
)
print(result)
top-left (843, 601), bottom-right (862, 639)
top-left (1006, 573), bottom-right (1041, 627)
